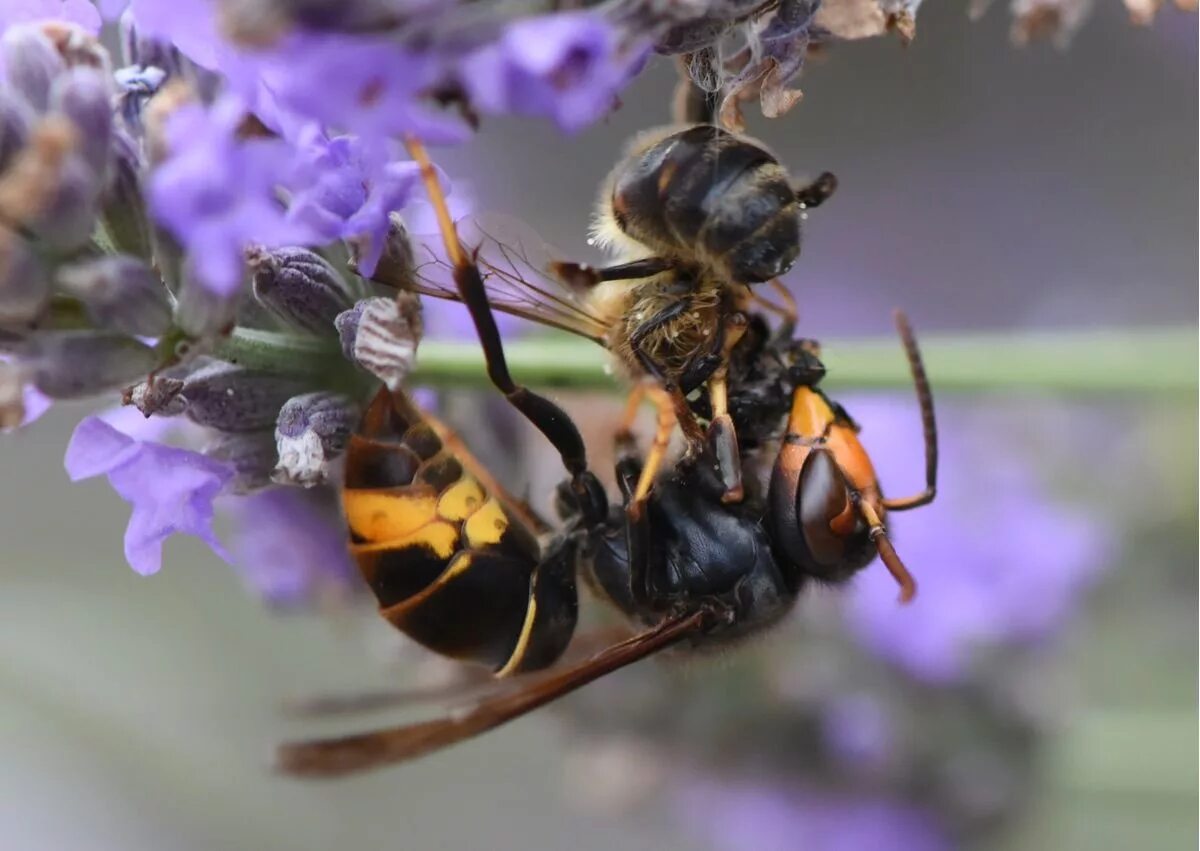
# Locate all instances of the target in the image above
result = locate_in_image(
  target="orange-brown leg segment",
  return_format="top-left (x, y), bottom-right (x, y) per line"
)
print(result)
top-left (626, 383), bottom-right (677, 522)
top-left (859, 499), bottom-right (917, 604)
top-left (881, 309), bottom-right (938, 512)
top-left (706, 311), bottom-right (750, 503)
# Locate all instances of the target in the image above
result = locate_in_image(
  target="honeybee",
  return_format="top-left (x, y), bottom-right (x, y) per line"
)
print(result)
top-left (398, 123), bottom-right (837, 510)
top-left (275, 143), bottom-right (936, 776)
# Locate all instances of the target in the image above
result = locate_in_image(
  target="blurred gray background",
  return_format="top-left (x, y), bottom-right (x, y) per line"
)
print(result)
top-left (1, 3), bottom-right (1196, 850)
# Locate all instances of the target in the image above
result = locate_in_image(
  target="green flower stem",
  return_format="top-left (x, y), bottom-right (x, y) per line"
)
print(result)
top-left (413, 327), bottom-right (1198, 395)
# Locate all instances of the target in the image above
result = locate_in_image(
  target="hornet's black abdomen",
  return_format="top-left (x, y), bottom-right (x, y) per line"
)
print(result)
top-left (342, 388), bottom-right (577, 675)
top-left (609, 125), bottom-right (801, 283)
top-left (583, 468), bottom-right (802, 643)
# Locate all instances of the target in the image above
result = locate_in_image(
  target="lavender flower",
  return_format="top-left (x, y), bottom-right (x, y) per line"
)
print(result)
top-left (148, 94), bottom-right (309, 295)
top-left (460, 12), bottom-right (650, 133)
top-left (285, 129), bottom-right (429, 277)
top-left (0, 1), bottom-right (101, 34)
top-left (225, 486), bottom-right (359, 607)
top-left (64, 415), bottom-right (234, 574)
top-left (841, 395), bottom-right (1110, 684)
top-left (230, 31), bottom-right (471, 146)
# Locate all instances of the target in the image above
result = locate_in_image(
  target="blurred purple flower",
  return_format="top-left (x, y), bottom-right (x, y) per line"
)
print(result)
top-left (109, 0), bottom-right (224, 70)
top-left (461, 12), bottom-right (649, 133)
top-left (0, 0), bottom-right (101, 33)
top-left (819, 693), bottom-right (894, 772)
top-left (225, 487), bottom-right (359, 607)
top-left (843, 395), bottom-right (1110, 683)
top-left (64, 415), bottom-right (234, 575)
top-left (228, 32), bottom-right (470, 146)
top-left (678, 778), bottom-right (950, 851)
top-left (149, 95), bottom-right (309, 295)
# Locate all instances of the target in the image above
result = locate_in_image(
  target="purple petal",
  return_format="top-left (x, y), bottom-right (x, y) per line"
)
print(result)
top-left (226, 487), bottom-right (358, 607)
top-left (1, 0), bottom-right (102, 33)
top-left (64, 415), bottom-right (143, 480)
top-left (64, 415), bottom-right (235, 575)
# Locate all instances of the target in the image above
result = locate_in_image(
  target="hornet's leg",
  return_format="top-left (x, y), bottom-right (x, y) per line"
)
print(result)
top-left (405, 137), bottom-right (606, 525)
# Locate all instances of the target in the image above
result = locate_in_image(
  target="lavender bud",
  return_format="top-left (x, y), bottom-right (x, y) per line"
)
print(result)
top-left (99, 130), bottom-right (153, 259)
top-left (40, 22), bottom-right (111, 74)
top-left (174, 272), bottom-right (239, 339)
top-left (56, 256), bottom-right (172, 337)
top-left (34, 151), bottom-right (101, 250)
top-left (0, 360), bottom-right (26, 428)
top-left (0, 26), bottom-right (66, 112)
top-left (334, 294), bottom-right (423, 390)
top-left (0, 91), bottom-right (33, 174)
top-left (49, 67), bottom-right (113, 181)
top-left (249, 246), bottom-right (355, 335)
top-left (349, 213), bottom-right (416, 288)
top-left (0, 229), bottom-right (49, 327)
top-left (29, 330), bottom-right (157, 398)
top-left (180, 361), bottom-right (312, 433)
top-left (205, 431), bottom-right (278, 493)
top-left (273, 391), bottom-right (359, 486)
top-left (123, 375), bottom-right (186, 416)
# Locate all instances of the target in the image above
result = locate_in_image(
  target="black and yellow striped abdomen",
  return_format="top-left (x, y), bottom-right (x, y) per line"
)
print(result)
top-left (342, 388), bottom-right (578, 675)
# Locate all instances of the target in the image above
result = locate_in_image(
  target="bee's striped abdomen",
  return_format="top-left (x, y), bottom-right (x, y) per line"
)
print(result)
top-left (608, 125), bottom-right (801, 283)
top-left (342, 388), bottom-right (576, 674)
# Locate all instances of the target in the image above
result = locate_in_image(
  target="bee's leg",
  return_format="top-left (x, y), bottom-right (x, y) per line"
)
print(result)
top-left (421, 409), bottom-right (551, 535)
top-left (881, 310), bottom-right (937, 512)
top-left (625, 384), bottom-right (677, 524)
top-left (752, 278), bottom-right (800, 340)
top-left (627, 301), bottom-right (707, 451)
top-left (794, 172), bottom-right (838, 209)
top-left (551, 257), bottom-right (673, 291)
top-left (705, 311), bottom-right (750, 503)
top-left (672, 55), bottom-right (718, 124)
top-left (405, 136), bottom-right (606, 525)
top-left (613, 418), bottom-right (655, 610)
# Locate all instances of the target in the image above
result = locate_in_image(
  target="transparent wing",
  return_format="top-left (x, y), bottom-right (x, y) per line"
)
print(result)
top-left (410, 212), bottom-right (610, 342)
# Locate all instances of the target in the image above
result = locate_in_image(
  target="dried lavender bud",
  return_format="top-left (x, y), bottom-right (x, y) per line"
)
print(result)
top-left (273, 391), bottom-right (359, 486)
top-left (0, 91), bottom-right (33, 174)
top-left (180, 361), bottom-right (312, 432)
top-left (205, 430), bottom-right (278, 493)
top-left (334, 294), bottom-right (423, 390)
top-left (99, 131), bottom-right (153, 259)
top-left (124, 375), bottom-right (186, 416)
top-left (0, 228), bottom-right (49, 327)
top-left (29, 330), bottom-right (158, 398)
top-left (49, 67), bottom-right (113, 180)
top-left (0, 26), bottom-right (66, 112)
top-left (56, 256), bottom-right (172, 337)
top-left (348, 213), bottom-right (416, 289)
top-left (248, 246), bottom-right (354, 335)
